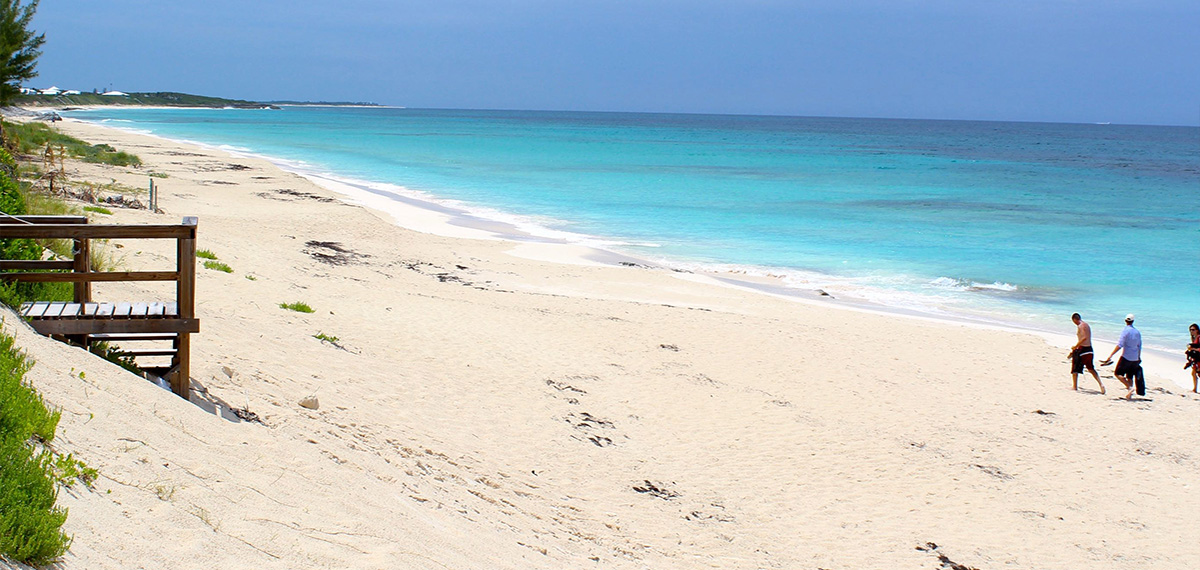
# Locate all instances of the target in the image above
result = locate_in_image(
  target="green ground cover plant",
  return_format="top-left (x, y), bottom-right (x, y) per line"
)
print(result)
top-left (0, 331), bottom-right (71, 564)
top-left (203, 260), bottom-right (232, 273)
top-left (279, 301), bottom-right (314, 313)
top-left (82, 205), bottom-right (111, 215)
top-left (313, 332), bottom-right (339, 343)
top-left (195, 249), bottom-right (218, 260)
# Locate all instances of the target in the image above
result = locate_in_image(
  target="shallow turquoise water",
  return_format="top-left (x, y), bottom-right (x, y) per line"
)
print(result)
top-left (67, 107), bottom-right (1199, 347)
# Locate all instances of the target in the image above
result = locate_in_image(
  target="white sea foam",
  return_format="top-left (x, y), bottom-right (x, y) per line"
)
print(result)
top-left (929, 277), bottom-right (1019, 292)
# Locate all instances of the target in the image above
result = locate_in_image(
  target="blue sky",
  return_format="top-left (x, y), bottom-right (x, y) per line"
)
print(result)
top-left (30, 0), bottom-right (1200, 125)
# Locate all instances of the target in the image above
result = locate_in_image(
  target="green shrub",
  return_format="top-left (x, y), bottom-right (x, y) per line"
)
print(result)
top-left (195, 249), bottom-right (217, 260)
top-left (0, 437), bottom-right (71, 564)
top-left (0, 147), bottom-right (16, 181)
top-left (0, 335), bottom-right (59, 442)
top-left (0, 331), bottom-right (71, 564)
top-left (203, 260), bottom-right (232, 273)
top-left (0, 168), bottom-right (26, 215)
top-left (279, 301), bottom-right (314, 313)
top-left (82, 206), bottom-right (112, 215)
top-left (313, 332), bottom-right (339, 343)
top-left (0, 165), bottom-right (76, 308)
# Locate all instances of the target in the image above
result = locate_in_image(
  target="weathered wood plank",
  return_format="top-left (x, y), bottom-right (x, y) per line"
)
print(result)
top-left (147, 302), bottom-right (165, 316)
top-left (0, 216), bottom-right (88, 225)
top-left (114, 302), bottom-right (132, 317)
top-left (82, 303), bottom-right (100, 317)
top-left (22, 302), bottom-right (50, 318)
top-left (59, 303), bottom-right (82, 317)
top-left (0, 271), bottom-right (179, 283)
top-left (95, 303), bottom-right (115, 317)
top-left (89, 332), bottom-right (177, 341)
top-left (0, 260), bottom-right (74, 271)
top-left (114, 348), bottom-right (178, 357)
top-left (165, 302), bottom-right (178, 316)
top-left (43, 302), bottom-right (66, 318)
top-left (131, 303), bottom-right (149, 317)
top-left (28, 318), bottom-right (200, 336)
top-left (0, 224), bottom-right (195, 240)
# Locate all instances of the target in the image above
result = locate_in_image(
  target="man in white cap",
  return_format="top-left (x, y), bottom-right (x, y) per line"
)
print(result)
top-left (1102, 314), bottom-right (1143, 398)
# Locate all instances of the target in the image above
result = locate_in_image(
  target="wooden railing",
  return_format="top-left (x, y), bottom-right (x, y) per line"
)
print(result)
top-left (0, 216), bottom-right (199, 397)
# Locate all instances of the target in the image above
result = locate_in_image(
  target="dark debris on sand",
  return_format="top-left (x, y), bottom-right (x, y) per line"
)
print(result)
top-left (256, 189), bottom-right (338, 203)
top-left (915, 543), bottom-right (980, 570)
top-left (633, 480), bottom-right (680, 500)
top-left (231, 407), bottom-right (263, 424)
top-left (304, 240), bottom-right (368, 266)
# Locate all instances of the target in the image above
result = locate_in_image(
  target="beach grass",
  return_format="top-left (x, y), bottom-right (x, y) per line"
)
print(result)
top-left (82, 205), bottom-right (112, 215)
top-left (196, 249), bottom-right (218, 260)
top-left (313, 332), bottom-right (339, 343)
top-left (2, 121), bottom-right (142, 167)
top-left (203, 260), bottom-right (232, 273)
top-left (0, 331), bottom-right (71, 565)
top-left (279, 301), bottom-right (314, 313)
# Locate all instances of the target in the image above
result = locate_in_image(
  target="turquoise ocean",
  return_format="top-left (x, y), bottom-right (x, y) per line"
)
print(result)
top-left (66, 107), bottom-right (1199, 348)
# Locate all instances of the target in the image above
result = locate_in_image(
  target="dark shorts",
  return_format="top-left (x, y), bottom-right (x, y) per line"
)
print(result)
top-left (1071, 346), bottom-right (1095, 374)
top-left (1115, 357), bottom-right (1141, 379)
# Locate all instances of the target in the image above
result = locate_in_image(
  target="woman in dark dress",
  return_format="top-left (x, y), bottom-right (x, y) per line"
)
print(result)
top-left (1187, 323), bottom-right (1200, 393)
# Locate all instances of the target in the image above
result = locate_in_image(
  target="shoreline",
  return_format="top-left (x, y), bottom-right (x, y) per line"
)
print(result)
top-left (14, 116), bottom-right (1200, 569)
top-left (58, 113), bottom-right (1192, 389)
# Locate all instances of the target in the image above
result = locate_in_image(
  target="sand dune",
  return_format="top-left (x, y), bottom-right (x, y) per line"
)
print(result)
top-left (6, 118), bottom-right (1199, 569)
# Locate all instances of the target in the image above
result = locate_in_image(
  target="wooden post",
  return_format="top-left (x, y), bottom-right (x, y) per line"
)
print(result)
top-left (172, 217), bottom-right (197, 398)
top-left (72, 237), bottom-right (90, 303)
top-left (70, 233), bottom-right (92, 349)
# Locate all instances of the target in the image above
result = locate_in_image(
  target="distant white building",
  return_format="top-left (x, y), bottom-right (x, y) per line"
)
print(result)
top-left (18, 87), bottom-right (36, 95)
top-left (39, 86), bottom-right (61, 95)
top-left (101, 90), bottom-right (128, 97)
top-left (62, 89), bottom-right (82, 95)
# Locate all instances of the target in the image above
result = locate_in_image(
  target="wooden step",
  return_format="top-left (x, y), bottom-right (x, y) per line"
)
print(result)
top-left (89, 333), bottom-right (178, 341)
top-left (20, 302), bottom-right (179, 319)
top-left (114, 348), bottom-right (178, 357)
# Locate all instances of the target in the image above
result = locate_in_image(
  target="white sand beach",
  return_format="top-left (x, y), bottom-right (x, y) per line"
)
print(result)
top-left (6, 118), bottom-right (1200, 569)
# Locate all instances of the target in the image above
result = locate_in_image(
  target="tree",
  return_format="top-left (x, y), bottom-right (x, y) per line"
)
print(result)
top-left (0, 0), bottom-right (43, 105)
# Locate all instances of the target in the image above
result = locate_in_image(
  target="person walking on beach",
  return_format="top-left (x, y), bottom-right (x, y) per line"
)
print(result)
top-left (1101, 314), bottom-right (1143, 399)
top-left (1069, 313), bottom-right (1104, 394)
top-left (1186, 323), bottom-right (1200, 393)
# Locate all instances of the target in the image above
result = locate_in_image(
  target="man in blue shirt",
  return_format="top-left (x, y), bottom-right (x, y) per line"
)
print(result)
top-left (1102, 314), bottom-right (1143, 399)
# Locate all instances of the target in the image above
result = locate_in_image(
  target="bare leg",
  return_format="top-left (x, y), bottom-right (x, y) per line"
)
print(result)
top-left (1192, 369), bottom-right (1198, 393)
top-left (1089, 370), bottom-right (1105, 394)
top-left (1072, 373), bottom-right (1079, 390)
top-left (1113, 374), bottom-right (1132, 399)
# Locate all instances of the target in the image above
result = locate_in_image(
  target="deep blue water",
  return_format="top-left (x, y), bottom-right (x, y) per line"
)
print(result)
top-left (67, 107), bottom-right (1199, 347)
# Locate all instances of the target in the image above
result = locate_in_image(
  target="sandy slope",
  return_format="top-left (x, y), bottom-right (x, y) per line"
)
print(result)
top-left (5, 118), bottom-right (1199, 569)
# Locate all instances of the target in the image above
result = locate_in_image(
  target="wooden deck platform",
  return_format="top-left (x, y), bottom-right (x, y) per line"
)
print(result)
top-left (0, 216), bottom-right (199, 397)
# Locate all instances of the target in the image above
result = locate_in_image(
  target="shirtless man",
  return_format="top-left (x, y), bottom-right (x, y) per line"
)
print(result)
top-left (1069, 313), bottom-right (1104, 394)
